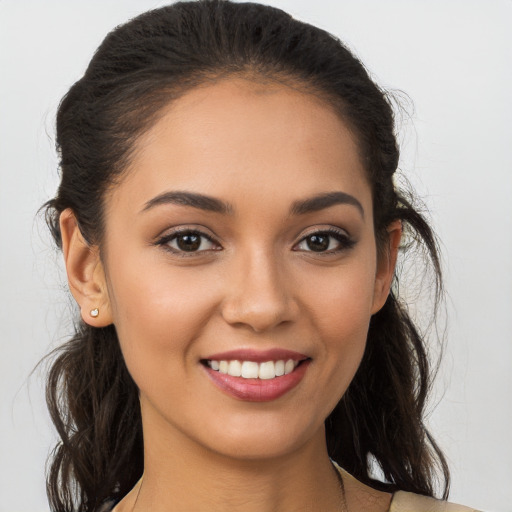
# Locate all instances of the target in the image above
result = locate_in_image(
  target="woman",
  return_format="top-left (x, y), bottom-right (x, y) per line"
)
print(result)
top-left (43, 1), bottom-right (478, 510)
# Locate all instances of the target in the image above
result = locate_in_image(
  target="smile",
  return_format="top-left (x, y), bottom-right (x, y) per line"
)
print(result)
top-left (206, 359), bottom-right (300, 379)
top-left (201, 350), bottom-right (311, 402)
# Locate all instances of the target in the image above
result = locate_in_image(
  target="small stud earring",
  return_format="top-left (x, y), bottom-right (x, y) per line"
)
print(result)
top-left (90, 308), bottom-right (99, 318)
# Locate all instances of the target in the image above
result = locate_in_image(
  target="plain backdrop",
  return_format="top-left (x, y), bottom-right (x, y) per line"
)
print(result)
top-left (1, 1), bottom-right (511, 511)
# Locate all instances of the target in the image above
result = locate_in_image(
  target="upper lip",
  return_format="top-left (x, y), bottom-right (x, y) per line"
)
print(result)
top-left (203, 348), bottom-right (309, 363)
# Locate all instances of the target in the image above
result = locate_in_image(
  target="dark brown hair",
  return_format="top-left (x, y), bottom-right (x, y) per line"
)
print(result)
top-left (44, 1), bottom-right (449, 510)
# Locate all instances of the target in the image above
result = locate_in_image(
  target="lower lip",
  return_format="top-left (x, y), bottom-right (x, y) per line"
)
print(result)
top-left (203, 360), bottom-right (311, 402)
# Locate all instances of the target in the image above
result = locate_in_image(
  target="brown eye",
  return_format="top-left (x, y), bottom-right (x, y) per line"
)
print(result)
top-left (176, 233), bottom-right (202, 251)
top-left (306, 234), bottom-right (330, 252)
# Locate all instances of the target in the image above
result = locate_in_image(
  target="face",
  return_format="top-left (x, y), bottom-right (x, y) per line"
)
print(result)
top-left (98, 78), bottom-right (393, 461)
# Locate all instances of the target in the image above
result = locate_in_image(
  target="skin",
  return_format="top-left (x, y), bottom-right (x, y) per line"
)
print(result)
top-left (60, 78), bottom-right (400, 511)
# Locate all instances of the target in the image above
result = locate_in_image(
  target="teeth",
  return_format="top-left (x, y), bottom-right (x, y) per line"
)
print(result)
top-left (241, 361), bottom-right (259, 378)
top-left (284, 359), bottom-right (295, 375)
top-left (219, 360), bottom-right (229, 374)
top-left (228, 360), bottom-right (242, 377)
top-left (258, 361), bottom-right (275, 380)
top-left (207, 359), bottom-right (300, 379)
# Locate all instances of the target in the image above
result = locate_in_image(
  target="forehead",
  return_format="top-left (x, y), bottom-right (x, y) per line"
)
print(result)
top-left (109, 78), bottom-right (371, 215)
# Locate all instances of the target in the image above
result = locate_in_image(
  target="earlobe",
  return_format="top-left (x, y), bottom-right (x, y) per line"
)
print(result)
top-left (371, 220), bottom-right (402, 314)
top-left (59, 209), bottom-right (113, 327)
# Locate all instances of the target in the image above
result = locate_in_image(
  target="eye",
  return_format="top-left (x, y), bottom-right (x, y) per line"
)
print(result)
top-left (294, 229), bottom-right (355, 253)
top-left (157, 229), bottom-right (220, 254)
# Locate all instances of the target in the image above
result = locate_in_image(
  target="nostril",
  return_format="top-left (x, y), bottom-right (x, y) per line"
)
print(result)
top-left (221, 298), bottom-right (298, 333)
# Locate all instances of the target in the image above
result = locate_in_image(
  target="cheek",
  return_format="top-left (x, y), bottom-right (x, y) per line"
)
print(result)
top-left (319, 284), bottom-right (373, 374)
top-left (105, 255), bottom-right (220, 378)
top-left (303, 256), bottom-right (377, 336)
top-left (298, 254), bottom-right (377, 392)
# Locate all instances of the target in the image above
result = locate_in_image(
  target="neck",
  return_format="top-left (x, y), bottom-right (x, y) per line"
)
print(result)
top-left (126, 422), bottom-right (343, 512)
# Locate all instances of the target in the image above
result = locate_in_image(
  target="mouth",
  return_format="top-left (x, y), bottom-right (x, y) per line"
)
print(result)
top-left (200, 350), bottom-right (311, 402)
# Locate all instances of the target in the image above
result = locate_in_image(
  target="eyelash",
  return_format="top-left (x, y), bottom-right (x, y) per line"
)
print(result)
top-left (155, 227), bottom-right (355, 256)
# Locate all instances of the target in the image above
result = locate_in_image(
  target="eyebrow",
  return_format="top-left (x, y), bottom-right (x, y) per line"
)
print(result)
top-left (141, 190), bottom-right (364, 218)
top-left (290, 192), bottom-right (364, 218)
top-left (141, 191), bottom-right (233, 214)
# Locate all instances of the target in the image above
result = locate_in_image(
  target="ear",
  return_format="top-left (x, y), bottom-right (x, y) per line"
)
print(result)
top-left (59, 208), bottom-right (113, 327)
top-left (371, 220), bottom-right (402, 315)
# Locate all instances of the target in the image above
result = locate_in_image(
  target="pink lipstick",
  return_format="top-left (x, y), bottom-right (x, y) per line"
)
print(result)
top-left (201, 348), bottom-right (310, 402)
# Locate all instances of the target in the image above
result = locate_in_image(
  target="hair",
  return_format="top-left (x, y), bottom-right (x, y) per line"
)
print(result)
top-left (43, 1), bottom-right (449, 510)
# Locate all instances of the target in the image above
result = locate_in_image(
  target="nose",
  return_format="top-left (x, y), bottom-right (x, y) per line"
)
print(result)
top-left (220, 248), bottom-right (299, 333)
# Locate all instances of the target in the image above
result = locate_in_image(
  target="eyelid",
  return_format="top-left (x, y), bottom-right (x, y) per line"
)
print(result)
top-left (154, 223), bottom-right (217, 239)
top-left (298, 225), bottom-right (350, 239)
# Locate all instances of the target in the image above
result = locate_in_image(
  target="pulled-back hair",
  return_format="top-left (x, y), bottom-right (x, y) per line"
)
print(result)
top-left (43, 1), bottom-right (449, 510)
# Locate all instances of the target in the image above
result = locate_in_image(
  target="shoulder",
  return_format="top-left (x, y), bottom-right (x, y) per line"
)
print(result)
top-left (333, 462), bottom-right (479, 512)
top-left (390, 490), bottom-right (481, 512)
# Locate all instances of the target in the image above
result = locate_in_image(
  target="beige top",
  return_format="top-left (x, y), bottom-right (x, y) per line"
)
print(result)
top-left (337, 465), bottom-right (480, 512)
top-left (390, 491), bottom-right (480, 512)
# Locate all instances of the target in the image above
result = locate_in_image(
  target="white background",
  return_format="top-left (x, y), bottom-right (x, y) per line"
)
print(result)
top-left (1, 1), bottom-right (511, 511)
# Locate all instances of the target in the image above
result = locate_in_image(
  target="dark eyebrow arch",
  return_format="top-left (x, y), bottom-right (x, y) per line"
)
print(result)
top-left (141, 191), bottom-right (233, 214)
top-left (290, 192), bottom-right (364, 218)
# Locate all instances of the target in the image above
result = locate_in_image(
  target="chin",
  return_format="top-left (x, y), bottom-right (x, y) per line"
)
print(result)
top-left (194, 414), bottom-right (324, 462)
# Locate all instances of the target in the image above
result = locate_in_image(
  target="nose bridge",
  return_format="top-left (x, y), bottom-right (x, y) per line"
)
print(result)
top-left (221, 244), bottom-right (296, 332)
